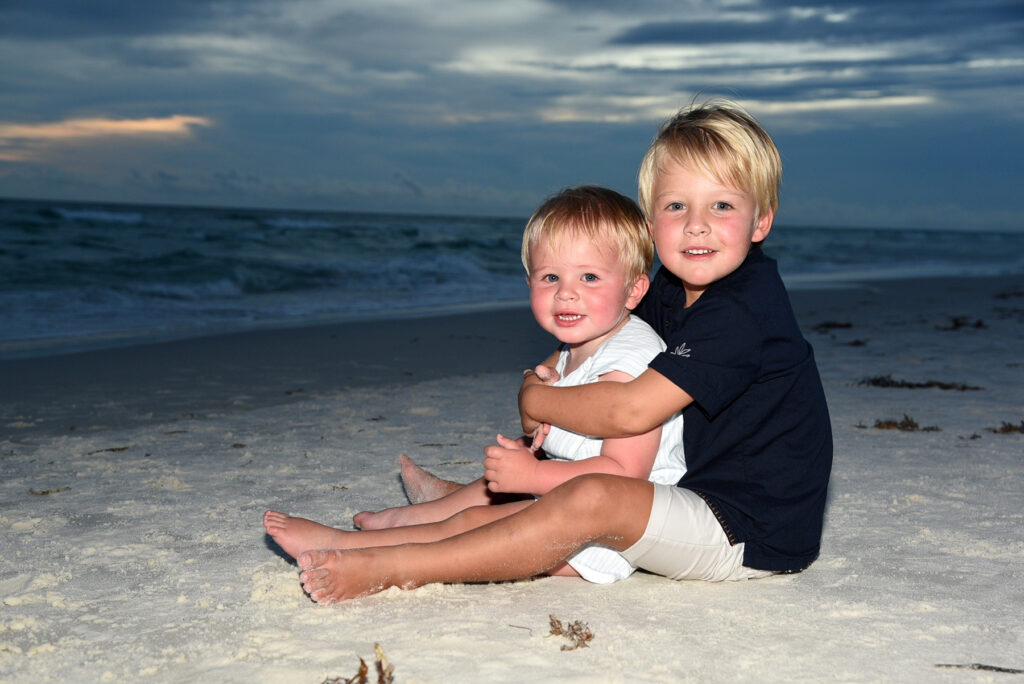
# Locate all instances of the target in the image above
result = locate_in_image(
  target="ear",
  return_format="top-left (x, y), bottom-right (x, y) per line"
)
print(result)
top-left (625, 273), bottom-right (650, 310)
top-left (752, 207), bottom-right (774, 243)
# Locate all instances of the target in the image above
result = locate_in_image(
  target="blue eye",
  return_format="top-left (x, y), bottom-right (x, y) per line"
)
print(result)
top-left (542, 274), bottom-right (558, 283)
top-left (667, 202), bottom-right (684, 211)
top-left (714, 201), bottom-right (732, 210)
top-left (583, 273), bottom-right (598, 282)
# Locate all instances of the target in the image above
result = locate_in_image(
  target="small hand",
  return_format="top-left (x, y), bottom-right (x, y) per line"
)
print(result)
top-left (531, 364), bottom-right (560, 384)
top-left (483, 433), bottom-right (539, 494)
top-left (529, 422), bottom-right (551, 453)
top-left (519, 365), bottom-right (559, 435)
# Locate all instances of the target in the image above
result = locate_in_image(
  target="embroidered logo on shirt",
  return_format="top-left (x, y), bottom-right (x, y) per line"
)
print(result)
top-left (671, 342), bottom-right (691, 358)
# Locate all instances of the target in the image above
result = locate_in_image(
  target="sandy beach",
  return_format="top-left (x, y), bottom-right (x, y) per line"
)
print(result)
top-left (1, 274), bottom-right (1022, 683)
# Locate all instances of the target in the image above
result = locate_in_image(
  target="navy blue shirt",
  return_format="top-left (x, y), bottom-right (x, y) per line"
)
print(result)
top-left (635, 249), bottom-right (832, 572)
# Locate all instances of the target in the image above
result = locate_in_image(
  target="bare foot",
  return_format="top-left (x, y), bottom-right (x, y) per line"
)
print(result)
top-left (353, 504), bottom-right (413, 530)
top-left (399, 454), bottom-right (462, 504)
top-left (263, 510), bottom-right (351, 560)
top-left (298, 548), bottom-right (412, 604)
top-left (352, 455), bottom-right (465, 530)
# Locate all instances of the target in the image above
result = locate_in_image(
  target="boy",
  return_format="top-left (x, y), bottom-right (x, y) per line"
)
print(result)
top-left (264, 185), bottom-right (686, 585)
top-left (295, 101), bottom-right (832, 603)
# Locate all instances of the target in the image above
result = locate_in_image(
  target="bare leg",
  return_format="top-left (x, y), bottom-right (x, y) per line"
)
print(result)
top-left (354, 475), bottom-right (527, 530)
top-left (265, 498), bottom-right (535, 560)
top-left (298, 474), bottom-right (654, 603)
top-left (399, 454), bottom-right (462, 503)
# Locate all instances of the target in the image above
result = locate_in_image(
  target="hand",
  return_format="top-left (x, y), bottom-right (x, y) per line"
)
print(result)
top-left (518, 383), bottom-right (540, 435)
top-left (531, 364), bottom-right (560, 384)
top-left (529, 422), bottom-right (551, 453)
top-left (483, 433), bottom-right (539, 494)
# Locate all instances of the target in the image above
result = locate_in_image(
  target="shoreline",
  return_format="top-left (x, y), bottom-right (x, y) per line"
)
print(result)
top-left (0, 297), bottom-right (537, 362)
top-left (2, 272), bottom-right (1021, 442)
top-left (0, 305), bottom-right (554, 442)
top-left (4, 263), bottom-right (1021, 363)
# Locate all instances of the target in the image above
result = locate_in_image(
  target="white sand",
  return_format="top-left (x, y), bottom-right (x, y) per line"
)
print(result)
top-left (1, 275), bottom-right (1022, 682)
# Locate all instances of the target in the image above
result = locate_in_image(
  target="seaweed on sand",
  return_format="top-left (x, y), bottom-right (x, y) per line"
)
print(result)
top-left (29, 486), bottom-right (71, 495)
top-left (86, 445), bottom-right (130, 455)
top-left (935, 316), bottom-right (986, 330)
top-left (322, 643), bottom-right (393, 684)
top-left (856, 375), bottom-right (982, 391)
top-left (549, 614), bottom-right (594, 651)
top-left (873, 415), bottom-right (941, 432)
top-left (987, 420), bottom-right (1024, 435)
top-left (811, 321), bottom-right (852, 333)
top-left (935, 663), bottom-right (1024, 674)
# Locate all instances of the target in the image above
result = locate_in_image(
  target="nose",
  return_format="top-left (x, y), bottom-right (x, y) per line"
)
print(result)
top-left (684, 210), bottom-right (710, 236)
top-left (555, 282), bottom-right (578, 301)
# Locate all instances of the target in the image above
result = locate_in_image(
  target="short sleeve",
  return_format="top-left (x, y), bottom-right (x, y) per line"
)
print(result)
top-left (648, 294), bottom-right (761, 419)
top-left (586, 316), bottom-right (665, 380)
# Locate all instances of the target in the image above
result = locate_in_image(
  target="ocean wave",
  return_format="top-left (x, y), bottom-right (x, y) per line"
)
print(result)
top-left (52, 207), bottom-right (144, 224)
top-left (259, 216), bottom-right (337, 230)
top-left (2, 198), bottom-right (1022, 357)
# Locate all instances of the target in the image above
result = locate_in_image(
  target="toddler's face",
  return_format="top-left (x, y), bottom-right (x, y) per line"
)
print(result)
top-left (649, 157), bottom-right (772, 306)
top-left (527, 235), bottom-right (645, 357)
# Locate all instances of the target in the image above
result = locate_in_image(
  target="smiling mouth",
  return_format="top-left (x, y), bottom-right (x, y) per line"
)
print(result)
top-left (684, 248), bottom-right (715, 255)
top-left (556, 314), bottom-right (583, 322)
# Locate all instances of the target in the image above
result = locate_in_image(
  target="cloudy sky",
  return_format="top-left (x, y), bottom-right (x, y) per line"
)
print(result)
top-left (1, 0), bottom-right (1022, 230)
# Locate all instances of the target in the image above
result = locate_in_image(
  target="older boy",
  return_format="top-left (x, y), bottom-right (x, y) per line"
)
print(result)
top-left (296, 101), bottom-right (831, 602)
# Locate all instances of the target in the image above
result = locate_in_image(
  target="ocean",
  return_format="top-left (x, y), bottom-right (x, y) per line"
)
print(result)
top-left (2, 197), bottom-right (1023, 359)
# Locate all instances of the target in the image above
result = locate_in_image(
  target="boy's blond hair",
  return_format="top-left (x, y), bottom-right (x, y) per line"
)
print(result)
top-left (521, 185), bottom-right (654, 285)
top-left (638, 100), bottom-right (781, 222)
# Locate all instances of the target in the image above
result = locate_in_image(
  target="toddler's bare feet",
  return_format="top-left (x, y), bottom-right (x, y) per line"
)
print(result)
top-left (352, 455), bottom-right (463, 530)
top-left (298, 548), bottom-right (411, 604)
top-left (263, 510), bottom-right (351, 560)
top-left (399, 453), bottom-right (461, 504)
top-left (353, 504), bottom-right (411, 530)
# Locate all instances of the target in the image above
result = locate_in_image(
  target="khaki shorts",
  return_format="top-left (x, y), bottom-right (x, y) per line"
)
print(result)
top-left (621, 484), bottom-right (773, 582)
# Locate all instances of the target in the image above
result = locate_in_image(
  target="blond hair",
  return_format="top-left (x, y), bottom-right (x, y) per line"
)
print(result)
top-left (638, 100), bottom-right (781, 221)
top-left (521, 185), bottom-right (653, 284)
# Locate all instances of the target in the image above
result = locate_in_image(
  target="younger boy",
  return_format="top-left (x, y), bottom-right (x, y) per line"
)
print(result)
top-left (295, 101), bottom-right (832, 603)
top-left (264, 185), bottom-right (686, 585)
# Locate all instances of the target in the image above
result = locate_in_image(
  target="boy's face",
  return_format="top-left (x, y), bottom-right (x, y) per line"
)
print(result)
top-left (528, 234), bottom-right (648, 356)
top-left (649, 157), bottom-right (773, 306)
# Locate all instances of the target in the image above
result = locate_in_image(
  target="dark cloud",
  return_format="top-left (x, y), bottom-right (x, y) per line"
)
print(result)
top-left (611, 0), bottom-right (1024, 45)
top-left (0, 0), bottom-right (246, 38)
top-left (543, 0), bottom-right (688, 10)
top-left (1, 0), bottom-right (1022, 229)
top-left (86, 44), bottom-right (198, 71)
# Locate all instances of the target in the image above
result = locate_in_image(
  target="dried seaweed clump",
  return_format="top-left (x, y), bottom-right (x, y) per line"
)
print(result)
top-left (987, 420), bottom-right (1024, 435)
top-left (935, 316), bottom-right (986, 330)
top-left (856, 375), bottom-right (982, 391)
top-left (873, 415), bottom-right (941, 432)
top-left (549, 614), bottom-right (594, 651)
top-left (935, 663), bottom-right (1024, 674)
top-left (322, 643), bottom-right (393, 684)
top-left (29, 486), bottom-right (71, 495)
top-left (86, 445), bottom-right (131, 455)
top-left (811, 321), bottom-right (852, 333)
